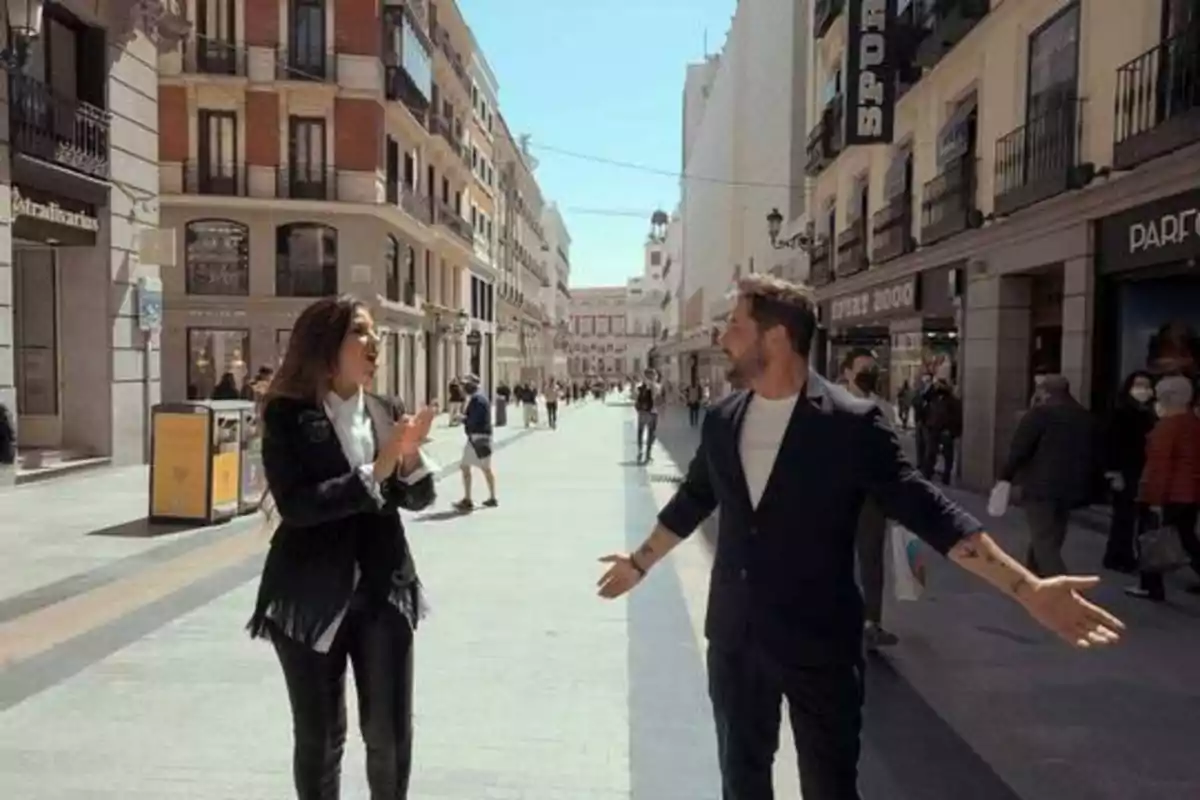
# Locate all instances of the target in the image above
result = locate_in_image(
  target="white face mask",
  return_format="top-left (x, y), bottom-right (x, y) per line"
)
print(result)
top-left (1130, 387), bottom-right (1154, 404)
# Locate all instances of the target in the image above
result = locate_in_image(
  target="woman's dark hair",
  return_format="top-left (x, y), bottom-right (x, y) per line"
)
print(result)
top-left (1118, 369), bottom-right (1155, 400)
top-left (266, 295), bottom-right (365, 404)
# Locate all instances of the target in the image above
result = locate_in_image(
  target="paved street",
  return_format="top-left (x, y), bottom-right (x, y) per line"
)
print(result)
top-left (0, 399), bottom-right (1198, 799)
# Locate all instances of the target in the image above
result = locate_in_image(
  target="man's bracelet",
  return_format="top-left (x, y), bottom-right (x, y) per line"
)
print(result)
top-left (629, 555), bottom-right (648, 578)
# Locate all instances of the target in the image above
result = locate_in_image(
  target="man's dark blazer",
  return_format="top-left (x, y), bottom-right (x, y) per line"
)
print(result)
top-left (247, 392), bottom-right (436, 645)
top-left (658, 373), bottom-right (981, 666)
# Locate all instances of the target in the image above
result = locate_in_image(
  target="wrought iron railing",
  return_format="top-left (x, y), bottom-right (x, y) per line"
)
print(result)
top-left (276, 48), bottom-right (338, 81)
top-left (1113, 23), bottom-right (1200, 169)
top-left (8, 72), bottom-right (111, 179)
top-left (183, 37), bottom-right (245, 76)
top-left (277, 166), bottom-right (338, 201)
top-left (183, 160), bottom-right (248, 196)
top-left (994, 96), bottom-right (1083, 215)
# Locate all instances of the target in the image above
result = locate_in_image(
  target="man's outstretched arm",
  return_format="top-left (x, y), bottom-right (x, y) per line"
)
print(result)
top-left (946, 532), bottom-right (1037, 600)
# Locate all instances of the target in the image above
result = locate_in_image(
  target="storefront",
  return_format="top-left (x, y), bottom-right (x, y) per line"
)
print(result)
top-left (820, 266), bottom-right (960, 397)
top-left (9, 185), bottom-right (103, 451)
top-left (1093, 188), bottom-right (1200, 405)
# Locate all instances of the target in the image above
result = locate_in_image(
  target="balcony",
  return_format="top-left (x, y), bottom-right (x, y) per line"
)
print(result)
top-left (920, 153), bottom-right (981, 245)
top-left (183, 37), bottom-right (245, 76)
top-left (814, 0), bottom-right (844, 39)
top-left (809, 239), bottom-right (834, 288)
top-left (1113, 24), bottom-right (1200, 170)
top-left (387, 272), bottom-right (418, 306)
top-left (276, 48), bottom-right (338, 82)
top-left (436, 203), bottom-right (473, 244)
top-left (914, 0), bottom-right (989, 69)
top-left (994, 96), bottom-right (1089, 217)
top-left (385, 66), bottom-right (430, 124)
top-left (430, 115), bottom-right (464, 156)
top-left (182, 161), bottom-right (247, 196)
top-left (871, 194), bottom-right (916, 264)
top-left (400, 187), bottom-right (433, 224)
top-left (805, 97), bottom-right (845, 177)
top-left (277, 166), bottom-right (338, 201)
top-left (8, 73), bottom-right (111, 180)
top-left (835, 216), bottom-right (869, 278)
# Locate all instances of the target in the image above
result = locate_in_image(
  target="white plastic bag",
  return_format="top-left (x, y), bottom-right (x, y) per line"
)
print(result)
top-left (890, 524), bottom-right (926, 602)
top-left (987, 481), bottom-right (1011, 517)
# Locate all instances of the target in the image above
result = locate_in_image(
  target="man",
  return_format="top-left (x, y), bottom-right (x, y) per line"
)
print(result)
top-left (840, 348), bottom-right (898, 650)
top-left (453, 374), bottom-right (498, 511)
top-left (634, 370), bottom-right (661, 463)
top-left (916, 375), bottom-right (961, 483)
top-left (993, 375), bottom-right (1098, 577)
top-left (520, 381), bottom-right (539, 428)
top-left (596, 274), bottom-right (1123, 800)
top-left (685, 382), bottom-right (704, 428)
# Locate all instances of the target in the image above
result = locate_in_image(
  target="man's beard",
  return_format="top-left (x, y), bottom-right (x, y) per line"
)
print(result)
top-left (725, 341), bottom-right (766, 387)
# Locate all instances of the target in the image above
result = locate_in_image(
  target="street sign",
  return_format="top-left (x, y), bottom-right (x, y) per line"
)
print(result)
top-left (137, 276), bottom-right (163, 332)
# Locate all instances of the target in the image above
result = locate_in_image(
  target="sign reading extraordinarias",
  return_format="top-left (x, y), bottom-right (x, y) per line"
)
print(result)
top-left (828, 277), bottom-right (919, 325)
top-left (1097, 189), bottom-right (1200, 273)
top-left (12, 188), bottom-right (100, 232)
top-left (844, 0), bottom-right (896, 145)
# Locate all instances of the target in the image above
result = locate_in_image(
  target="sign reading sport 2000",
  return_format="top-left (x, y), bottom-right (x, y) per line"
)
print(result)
top-left (12, 189), bottom-right (100, 232)
top-left (829, 279), bottom-right (917, 324)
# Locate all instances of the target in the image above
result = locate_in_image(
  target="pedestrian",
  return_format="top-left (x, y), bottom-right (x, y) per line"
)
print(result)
top-left (453, 374), bottom-right (498, 511)
top-left (896, 379), bottom-right (912, 429)
top-left (247, 295), bottom-right (438, 800)
top-left (840, 347), bottom-right (899, 649)
top-left (596, 274), bottom-right (1122, 800)
top-left (544, 380), bottom-right (561, 429)
top-left (0, 398), bottom-right (14, 468)
top-left (520, 382), bottom-right (538, 428)
top-left (991, 375), bottom-right (1100, 577)
top-left (447, 378), bottom-right (464, 425)
top-left (685, 382), bottom-right (703, 428)
top-left (1127, 375), bottom-right (1200, 601)
top-left (1102, 371), bottom-right (1157, 573)
top-left (916, 376), bottom-right (961, 483)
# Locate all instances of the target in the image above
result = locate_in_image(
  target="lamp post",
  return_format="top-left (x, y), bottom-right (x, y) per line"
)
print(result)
top-left (766, 207), bottom-right (816, 251)
top-left (1, 0), bottom-right (45, 69)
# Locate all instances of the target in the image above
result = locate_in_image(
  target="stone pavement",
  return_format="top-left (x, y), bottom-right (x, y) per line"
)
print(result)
top-left (654, 405), bottom-right (1200, 800)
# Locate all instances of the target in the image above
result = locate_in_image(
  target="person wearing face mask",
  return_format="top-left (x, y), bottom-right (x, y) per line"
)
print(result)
top-left (841, 348), bottom-right (899, 649)
top-left (1102, 371), bottom-right (1157, 573)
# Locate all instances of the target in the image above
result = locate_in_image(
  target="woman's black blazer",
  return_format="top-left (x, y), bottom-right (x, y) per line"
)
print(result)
top-left (247, 393), bottom-right (436, 645)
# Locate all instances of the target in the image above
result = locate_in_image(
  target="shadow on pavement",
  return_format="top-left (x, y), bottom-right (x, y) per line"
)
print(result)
top-left (86, 517), bottom-right (197, 538)
top-left (413, 508), bottom-right (473, 523)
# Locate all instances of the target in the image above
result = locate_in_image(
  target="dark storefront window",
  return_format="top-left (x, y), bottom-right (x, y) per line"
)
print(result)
top-left (185, 219), bottom-right (249, 296)
top-left (188, 328), bottom-right (250, 399)
top-left (276, 222), bottom-right (338, 297)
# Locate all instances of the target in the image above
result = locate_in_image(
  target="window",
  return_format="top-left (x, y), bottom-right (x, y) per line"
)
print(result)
top-left (276, 222), bottom-right (338, 297)
top-left (196, 0), bottom-right (237, 74)
top-left (1026, 4), bottom-right (1080, 119)
top-left (288, 0), bottom-right (326, 75)
top-left (650, 251), bottom-right (662, 266)
top-left (288, 117), bottom-right (327, 198)
top-left (403, 151), bottom-right (416, 188)
top-left (197, 110), bottom-right (238, 194)
top-left (385, 235), bottom-right (400, 302)
top-left (186, 219), bottom-right (249, 296)
top-left (188, 328), bottom-right (250, 399)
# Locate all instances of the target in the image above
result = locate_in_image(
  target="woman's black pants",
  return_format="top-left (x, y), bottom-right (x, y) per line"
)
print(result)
top-left (546, 401), bottom-right (559, 428)
top-left (271, 605), bottom-right (414, 800)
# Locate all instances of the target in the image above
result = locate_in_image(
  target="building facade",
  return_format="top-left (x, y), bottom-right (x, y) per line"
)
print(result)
top-left (540, 202), bottom-right (571, 379)
top-left (806, 0), bottom-right (1200, 489)
top-left (465, 42), bottom-right (499, 393)
top-left (2, 1), bottom-right (165, 477)
top-left (658, 0), bottom-right (814, 391)
top-left (157, 0), bottom-right (497, 411)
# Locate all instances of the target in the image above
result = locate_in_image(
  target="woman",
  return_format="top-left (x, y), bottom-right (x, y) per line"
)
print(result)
top-left (1102, 371), bottom-right (1157, 573)
top-left (1128, 375), bottom-right (1200, 601)
top-left (544, 380), bottom-right (560, 429)
top-left (247, 295), bottom-right (437, 800)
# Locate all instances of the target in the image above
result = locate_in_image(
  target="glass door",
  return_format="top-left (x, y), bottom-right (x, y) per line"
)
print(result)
top-left (13, 245), bottom-right (61, 449)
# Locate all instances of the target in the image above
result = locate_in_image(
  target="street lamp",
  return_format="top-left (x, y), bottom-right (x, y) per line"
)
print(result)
top-left (453, 309), bottom-right (469, 335)
top-left (766, 207), bottom-right (815, 251)
top-left (1, 0), bottom-right (45, 69)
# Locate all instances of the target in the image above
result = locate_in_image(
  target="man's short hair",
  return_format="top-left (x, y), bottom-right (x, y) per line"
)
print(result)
top-left (839, 347), bottom-right (877, 373)
top-left (735, 274), bottom-right (818, 357)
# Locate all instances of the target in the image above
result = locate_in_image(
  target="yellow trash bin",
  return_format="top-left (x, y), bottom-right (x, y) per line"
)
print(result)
top-left (149, 400), bottom-right (250, 524)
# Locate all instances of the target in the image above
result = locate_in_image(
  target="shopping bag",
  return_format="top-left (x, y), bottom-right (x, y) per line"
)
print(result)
top-left (987, 481), bottom-right (1011, 517)
top-left (1137, 514), bottom-right (1190, 574)
top-left (890, 524), bottom-right (927, 601)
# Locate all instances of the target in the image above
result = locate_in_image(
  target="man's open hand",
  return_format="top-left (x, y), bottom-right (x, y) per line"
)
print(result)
top-left (1021, 575), bottom-right (1125, 648)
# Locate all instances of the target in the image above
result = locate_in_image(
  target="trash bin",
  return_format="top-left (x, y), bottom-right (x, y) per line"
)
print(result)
top-left (495, 396), bottom-right (508, 427)
top-left (149, 400), bottom-right (250, 524)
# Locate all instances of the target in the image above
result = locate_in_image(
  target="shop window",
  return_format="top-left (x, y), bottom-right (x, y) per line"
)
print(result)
top-left (185, 219), bottom-right (249, 296)
top-left (276, 222), bottom-right (338, 297)
top-left (188, 328), bottom-right (250, 400)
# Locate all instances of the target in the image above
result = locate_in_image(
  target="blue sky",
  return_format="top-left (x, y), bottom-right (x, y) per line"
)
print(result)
top-left (460, 0), bottom-right (736, 288)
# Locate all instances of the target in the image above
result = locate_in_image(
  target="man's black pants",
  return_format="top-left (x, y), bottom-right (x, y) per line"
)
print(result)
top-left (708, 644), bottom-right (863, 800)
top-left (270, 603), bottom-right (414, 800)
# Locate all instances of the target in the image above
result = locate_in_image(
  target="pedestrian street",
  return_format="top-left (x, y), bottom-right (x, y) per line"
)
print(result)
top-left (0, 400), bottom-right (1196, 799)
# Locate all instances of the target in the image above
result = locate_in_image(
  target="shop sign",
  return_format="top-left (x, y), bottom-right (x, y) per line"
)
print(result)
top-left (829, 277), bottom-right (918, 325)
top-left (466, 329), bottom-right (482, 346)
top-left (1097, 189), bottom-right (1200, 273)
top-left (844, 0), bottom-right (896, 145)
top-left (12, 188), bottom-right (99, 232)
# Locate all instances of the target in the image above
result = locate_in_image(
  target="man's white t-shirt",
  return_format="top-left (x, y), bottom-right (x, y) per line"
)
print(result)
top-left (738, 393), bottom-right (800, 508)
